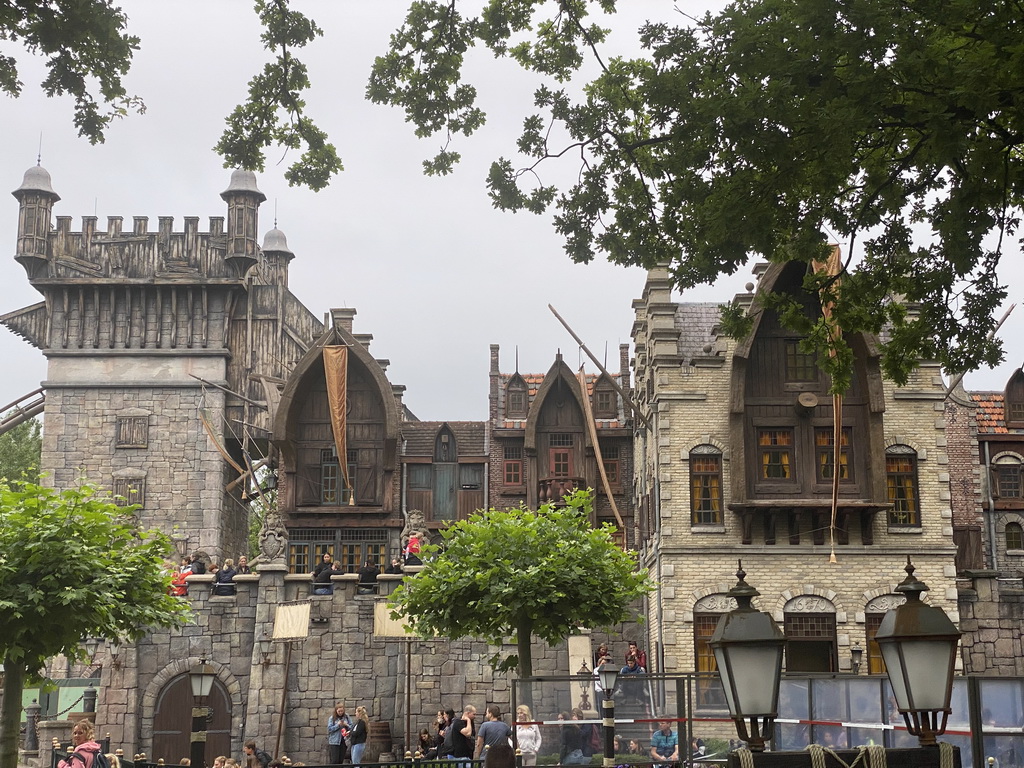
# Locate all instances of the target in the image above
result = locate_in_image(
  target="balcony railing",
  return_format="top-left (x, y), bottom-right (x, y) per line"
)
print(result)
top-left (538, 476), bottom-right (583, 504)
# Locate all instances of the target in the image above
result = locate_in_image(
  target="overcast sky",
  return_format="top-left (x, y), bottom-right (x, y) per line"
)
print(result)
top-left (1, 2), bottom-right (1021, 421)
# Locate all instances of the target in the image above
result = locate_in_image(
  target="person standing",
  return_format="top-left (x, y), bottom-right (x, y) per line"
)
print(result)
top-left (311, 553), bottom-right (334, 595)
top-left (212, 558), bottom-right (237, 596)
top-left (349, 706), bottom-right (369, 767)
top-left (450, 705), bottom-right (477, 761)
top-left (515, 705), bottom-right (541, 767)
top-left (236, 555), bottom-right (252, 574)
top-left (475, 705), bottom-right (512, 758)
top-left (357, 558), bottom-right (379, 594)
top-left (327, 702), bottom-right (352, 764)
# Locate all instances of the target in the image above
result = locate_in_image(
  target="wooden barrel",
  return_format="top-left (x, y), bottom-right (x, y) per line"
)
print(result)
top-left (364, 721), bottom-right (392, 762)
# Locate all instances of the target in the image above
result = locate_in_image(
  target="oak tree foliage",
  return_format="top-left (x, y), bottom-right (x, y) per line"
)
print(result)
top-left (369, 0), bottom-right (1024, 392)
top-left (7, 1), bottom-right (1023, 385)
top-left (0, 414), bottom-right (41, 484)
top-left (0, 481), bottom-right (191, 768)
top-left (387, 489), bottom-right (652, 678)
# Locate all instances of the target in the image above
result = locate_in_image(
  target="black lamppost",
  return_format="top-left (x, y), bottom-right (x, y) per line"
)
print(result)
top-left (82, 637), bottom-right (101, 713)
top-left (710, 562), bottom-right (786, 753)
top-left (578, 661), bottom-right (592, 711)
top-left (875, 557), bottom-right (962, 747)
top-left (189, 660), bottom-right (216, 768)
top-left (598, 665), bottom-right (619, 768)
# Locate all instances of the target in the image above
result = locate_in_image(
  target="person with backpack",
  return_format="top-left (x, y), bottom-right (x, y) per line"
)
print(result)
top-left (243, 740), bottom-right (271, 768)
top-left (59, 720), bottom-right (107, 768)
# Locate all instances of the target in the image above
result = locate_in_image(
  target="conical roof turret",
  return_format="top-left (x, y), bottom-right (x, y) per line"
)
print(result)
top-left (220, 169), bottom-right (266, 203)
top-left (13, 164), bottom-right (60, 200)
top-left (262, 227), bottom-right (294, 258)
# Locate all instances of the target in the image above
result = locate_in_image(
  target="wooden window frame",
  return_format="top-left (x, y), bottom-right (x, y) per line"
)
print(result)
top-left (690, 449), bottom-right (723, 525)
top-left (550, 448), bottom-right (572, 478)
top-left (506, 384), bottom-right (528, 419)
top-left (865, 612), bottom-right (886, 675)
top-left (594, 388), bottom-right (617, 418)
top-left (115, 415), bottom-right (149, 449)
top-left (784, 613), bottom-right (837, 674)
top-left (113, 476), bottom-right (147, 509)
top-left (600, 445), bottom-right (621, 487)
top-left (320, 447), bottom-right (355, 505)
top-left (814, 426), bottom-right (853, 483)
top-left (1007, 522), bottom-right (1024, 551)
top-left (503, 445), bottom-right (524, 488)
top-left (758, 428), bottom-right (795, 481)
top-left (784, 339), bottom-right (818, 383)
top-left (694, 614), bottom-right (727, 709)
top-left (886, 447), bottom-right (921, 527)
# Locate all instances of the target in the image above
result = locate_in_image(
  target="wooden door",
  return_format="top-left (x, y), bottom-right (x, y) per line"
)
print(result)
top-left (433, 464), bottom-right (456, 520)
top-left (152, 674), bottom-right (232, 765)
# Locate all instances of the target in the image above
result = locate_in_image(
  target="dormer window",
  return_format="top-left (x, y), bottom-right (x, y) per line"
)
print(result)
top-left (1005, 370), bottom-right (1024, 427)
top-left (592, 376), bottom-right (618, 418)
top-left (506, 375), bottom-right (528, 419)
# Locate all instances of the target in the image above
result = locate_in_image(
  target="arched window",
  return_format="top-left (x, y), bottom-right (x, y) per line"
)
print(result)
top-left (506, 375), bottom-right (528, 419)
top-left (864, 594), bottom-right (905, 675)
top-left (993, 454), bottom-right (1024, 500)
top-left (692, 594), bottom-right (736, 709)
top-left (784, 595), bottom-right (837, 673)
top-left (690, 445), bottom-right (723, 525)
top-left (886, 444), bottom-right (920, 527)
top-left (1007, 522), bottom-right (1024, 551)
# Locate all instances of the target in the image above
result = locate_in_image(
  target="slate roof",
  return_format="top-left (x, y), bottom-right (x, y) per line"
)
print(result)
top-left (402, 421), bottom-right (486, 456)
top-left (675, 302), bottom-right (723, 362)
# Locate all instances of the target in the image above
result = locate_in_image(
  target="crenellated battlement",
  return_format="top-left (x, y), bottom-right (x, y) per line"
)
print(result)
top-left (42, 213), bottom-right (241, 282)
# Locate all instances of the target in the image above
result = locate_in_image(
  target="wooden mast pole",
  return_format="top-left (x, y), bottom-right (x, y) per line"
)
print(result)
top-left (548, 304), bottom-right (651, 431)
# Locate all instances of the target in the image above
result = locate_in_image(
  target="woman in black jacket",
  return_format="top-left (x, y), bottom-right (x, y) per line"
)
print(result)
top-left (212, 558), bottom-right (236, 596)
top-left (350, 706), bottom-right (369, 766)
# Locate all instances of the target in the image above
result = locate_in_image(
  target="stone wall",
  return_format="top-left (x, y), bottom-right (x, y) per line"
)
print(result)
top-left (90, 572), bottom-right (642, 764)
top-left (957, 572), bottom-right (1024, 674)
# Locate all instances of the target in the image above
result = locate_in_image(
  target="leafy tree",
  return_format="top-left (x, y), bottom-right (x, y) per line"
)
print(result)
top-left (0, 481), bottom-right (191, 768)
top-left (369, 0), bottom-right (1024, 391)
top-left (388, 489), bottom-right (651, 677)
top-left (2, 0), bottom-right (339, 190)
top-left (0, 416), bottom-right (41, 483)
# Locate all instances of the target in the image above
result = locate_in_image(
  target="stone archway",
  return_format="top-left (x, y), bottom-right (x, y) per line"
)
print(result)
top-left (151, 673), bottom-right (232, 764)
top-left (141, 657), bottom-right (244, 761)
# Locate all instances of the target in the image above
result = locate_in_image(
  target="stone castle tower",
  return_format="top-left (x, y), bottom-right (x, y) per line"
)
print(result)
top-left (2, 165), bottom-right (322, 557)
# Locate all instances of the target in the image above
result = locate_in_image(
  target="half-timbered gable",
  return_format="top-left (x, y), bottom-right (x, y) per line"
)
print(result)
top-left (402, 421), bottom-right (486, 524)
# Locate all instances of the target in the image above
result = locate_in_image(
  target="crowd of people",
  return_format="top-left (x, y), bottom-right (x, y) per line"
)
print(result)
top-left (169, 552), bottom-right (251, 597)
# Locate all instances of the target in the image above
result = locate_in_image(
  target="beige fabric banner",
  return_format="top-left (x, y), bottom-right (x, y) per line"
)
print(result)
top-left (323, 345), bottom-right (351, 494)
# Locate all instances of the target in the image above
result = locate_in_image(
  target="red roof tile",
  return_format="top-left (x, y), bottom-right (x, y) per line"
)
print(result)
top-left (970, 391), bottom-right (1024, 434)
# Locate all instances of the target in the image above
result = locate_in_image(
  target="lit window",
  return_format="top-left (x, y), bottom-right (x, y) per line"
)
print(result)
top-left (759, 429), bottom-right (793, 479)
top-left (886, 446), bottom-right (920, 526)
top-left (694, 614), bottom-right (726, 708)
top-left (816, 427), bottom-right (852, 481)
top-left (690, 448), bottom-right (723, 525)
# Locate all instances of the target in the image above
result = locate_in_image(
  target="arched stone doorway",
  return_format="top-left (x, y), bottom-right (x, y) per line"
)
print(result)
top-left (151, 674), bottom-right (232, 764)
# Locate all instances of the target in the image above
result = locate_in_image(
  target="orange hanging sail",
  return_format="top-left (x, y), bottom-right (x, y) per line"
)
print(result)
top-left (812, 246), bottom-right (843, 564)
top-left (323, 345), bottom-right (352, 498)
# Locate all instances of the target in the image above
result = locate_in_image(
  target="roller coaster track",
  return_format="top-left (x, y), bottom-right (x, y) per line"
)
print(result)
top-left (0, 387), bottom-right (45, 437)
